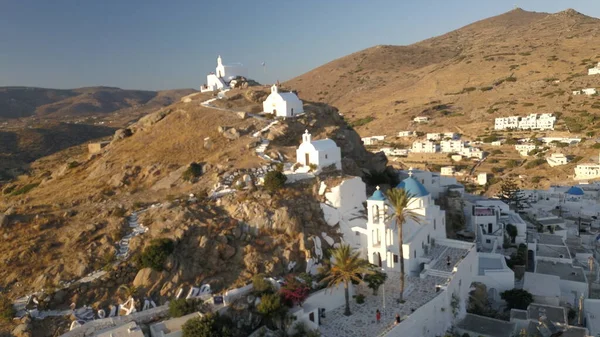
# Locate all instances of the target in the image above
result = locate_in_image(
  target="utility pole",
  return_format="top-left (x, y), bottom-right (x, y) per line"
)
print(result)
top-left (589, 256), bottom-right (594, 297)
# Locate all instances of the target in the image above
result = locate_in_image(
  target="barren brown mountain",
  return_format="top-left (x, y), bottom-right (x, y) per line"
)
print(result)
top-left (0, 86), bottom-right (195, 119)
top-left (285, 8), bottom-right (600, 190)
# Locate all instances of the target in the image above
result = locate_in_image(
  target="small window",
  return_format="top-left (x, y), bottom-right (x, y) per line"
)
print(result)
top-left (427, 234), bottom-right (430, 244)
top-left (393, 254), bottom-right (399, 263)
top-left (486, 239), bottom-right (491, 243)
top-left (413, 250), bottom-right (416, 258)
top-left (309, 312), bottom-right (315, 322)
top-left (325, 154), bottom-right (328, 159)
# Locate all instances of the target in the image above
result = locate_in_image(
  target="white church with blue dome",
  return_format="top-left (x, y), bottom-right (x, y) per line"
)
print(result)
top-left (366, 170), bottom-right (448, 274)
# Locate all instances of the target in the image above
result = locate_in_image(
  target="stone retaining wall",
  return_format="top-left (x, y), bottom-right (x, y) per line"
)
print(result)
top-left (60, 305), bottom-right (169, 337)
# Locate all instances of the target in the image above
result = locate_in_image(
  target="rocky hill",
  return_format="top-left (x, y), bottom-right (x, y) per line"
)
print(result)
top-left (0, 86), bottom-right (195, 119)
top-left (284, 8), bottom-right (600, 189)
top-left (0, 85), bottom-right (388, 336)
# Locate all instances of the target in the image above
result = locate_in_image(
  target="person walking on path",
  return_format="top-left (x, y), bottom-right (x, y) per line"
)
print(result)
top-left (395, 313), bottom-right (401, 325)
top-left (376, 309), bottom-right (381, 323)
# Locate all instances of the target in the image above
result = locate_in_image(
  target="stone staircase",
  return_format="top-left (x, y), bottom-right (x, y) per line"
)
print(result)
top-left (422, 268), bottom-right (453, 279)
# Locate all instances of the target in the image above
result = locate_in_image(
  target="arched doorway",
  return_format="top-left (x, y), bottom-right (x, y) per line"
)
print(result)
top-left (373, 252), bottom-right (382, 267)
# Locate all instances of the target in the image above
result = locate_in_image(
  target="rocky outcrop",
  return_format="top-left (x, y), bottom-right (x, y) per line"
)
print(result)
top-left (112, 128), bottom-right (132, 142)
top-left (131, 109), bottom-right (175, 133)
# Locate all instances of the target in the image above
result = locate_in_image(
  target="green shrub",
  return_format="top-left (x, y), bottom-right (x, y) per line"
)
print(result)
top-left (593, 143), bottom-right (600, 149)
top-left (531, 176), bottom-right (542, 184)
top-left (10, 183), bottom-right (40, 196)
top-left (112, 207), bottom-right (127, 218)
top-left (354, 294), bottom-right (365, 304)
top-left (182, 313), bottom-right (233, 337)
top-left (0, 294), bottom-right (15, 322)
top-left (506, 160), bottom-right (518, 168)
top-left (263, 170), bottom-right (287, 193)
top-left (491, 149), bottom-right (503, 155)
top-left (182, 162), bottom-right (203, 181)
top-left (501, 288), bottom-right (533, 310)
top-left (491, 167), bottom-right (504, 174)
top-left (169, 298), bottom-right (199, 318)
top-left (139, 238), bottom-right (175, 271)
top-left (525, 159), bottom-right (546, 169)
top-left (252, 274), bottom-right (273, 295)
top-left (68, 161), bottom-right (80, 169)
top-left (480, 86), bottom-right (493, 92)
top-left (349, 116), bottom-right (374, 127)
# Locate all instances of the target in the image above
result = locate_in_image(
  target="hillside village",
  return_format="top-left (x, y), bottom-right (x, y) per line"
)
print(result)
top-left (4, 6), bottom-right (600, 337)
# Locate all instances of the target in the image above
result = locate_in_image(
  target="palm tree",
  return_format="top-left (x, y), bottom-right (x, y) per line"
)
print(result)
top-left (385, 188), bottom-right (421, 302)
top-left (321, 244), bottom-right (372, 316)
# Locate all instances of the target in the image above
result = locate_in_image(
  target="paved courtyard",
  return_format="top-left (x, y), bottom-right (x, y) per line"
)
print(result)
top-left (319, 272), bottom-right (447, 337)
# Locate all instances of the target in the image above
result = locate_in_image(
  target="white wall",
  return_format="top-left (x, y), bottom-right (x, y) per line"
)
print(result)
top-left (291, 284), bottom-right (353, 332)
top-left (386, 246), bottom-right (477, 337)
top-left (559, 279), bottom-right (588, 306)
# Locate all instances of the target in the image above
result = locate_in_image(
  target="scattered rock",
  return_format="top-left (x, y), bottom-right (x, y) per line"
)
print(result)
top-left (204, 137), bottom-right (213, 150)
top-left (113, 128), bottom-right (133, 141)
top-left (237, 111), bottom-right (248, 119)
top-left (0, 214), bottom-right (7, 228)
top-left (12, 323), bottom-right (32, 337)
top-left (222, 128), bottom-right (240, 140)
top-left (133, 268), bottom-right (163, 288)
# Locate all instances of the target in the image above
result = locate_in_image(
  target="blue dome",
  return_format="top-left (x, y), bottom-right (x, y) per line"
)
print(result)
top-left (566, 186), bottom-right (584, 196)
top-left (396, 176), bottom-right (429, 197)
top-left (368, 188), bottom-right (386, 201)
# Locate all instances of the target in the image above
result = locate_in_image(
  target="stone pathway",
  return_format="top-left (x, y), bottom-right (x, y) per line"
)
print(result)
top-left (13, 209), bottom-right (151, 319)
top-left (200, 93), bottom-right (287, 198)
top-left (318, 272), bottom-right (446, 337)
top-left (116, 211), bottom-right (149, 260)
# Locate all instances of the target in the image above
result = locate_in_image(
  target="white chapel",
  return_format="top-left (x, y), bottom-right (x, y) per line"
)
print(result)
top-left (263, 85), bottom-right (304, 117)
top-left (201, 55), bottom-right (248, 92)
top-left (366, 172), bottom-right (447, 274)
top-left (296, 130), bottom-right (342, 172)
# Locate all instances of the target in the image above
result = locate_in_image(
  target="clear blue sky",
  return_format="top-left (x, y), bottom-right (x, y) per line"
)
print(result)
top-left (1, 0), bottom-right (599, 91)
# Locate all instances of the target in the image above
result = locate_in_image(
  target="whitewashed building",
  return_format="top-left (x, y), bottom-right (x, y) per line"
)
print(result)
top-left (263, 85), bottom-right (304, 117)
top-left (398, 131), bottom-right (414, 137)
top-left (380, 147), bottom-right (408, 157)
top-left (441, 140), bottom-right (465, 153)
top-left (477, 173), bottom-right (487, 186)
top-left (572, 88), bottom-right (597, 96)
top-left (365, 175), bottom-right (447, 273)
top-left (515, 144), bottom-right (537, 156)
top-left (296, 130), bottom-right (342, 171)
top-left (411, 140), bottom-right (439, 153)
top-left (441, 166), bottom-right (455, 176)
top-left (588, 62), bottom-right (600, 76)
top-left (494, 116), bottom-right (520, 130)
top-left (547, 153), bottom-right (569, 167)
top-left (427, 132), bottom-right (459, 141)
top-left (413, 116), bottom-right (429, 123)
top-left (362, 135), bottom-right (386, 146)
top-left (459, 146), bottom-right (484, 159)
top-left (201, 55), bottom-right (248, 92)
top-left (495, 114), bottom-right (556, 131)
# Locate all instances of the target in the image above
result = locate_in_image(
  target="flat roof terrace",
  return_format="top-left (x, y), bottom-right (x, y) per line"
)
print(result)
top-left (537, 244), bottom-right (570, 259)
top-left (537, 233), bottom-right (565, 246)
top-left (536, 260), bottom-right (587, 283)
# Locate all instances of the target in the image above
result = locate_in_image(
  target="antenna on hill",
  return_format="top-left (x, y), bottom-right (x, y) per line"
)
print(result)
top-left (261, 62), bottom-right (266, 74)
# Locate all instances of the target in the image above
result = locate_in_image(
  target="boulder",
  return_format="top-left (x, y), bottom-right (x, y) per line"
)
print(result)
top-left (134, 109), bottom-right (173, 131)
top-left (222, 128), bottom-right (240, 140)
top-left (132, 268), bottom-right (163, 288)
top-left (12, 323), bottom-right (32, 337)
top-left (0, 214), bottom-right (7, 228)
top-left (204, 137), bottom-right (213, 150)
top-left (237, 111), bottom-right (248, 119)
top-left (113, 128), bottom-right (132, 141)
